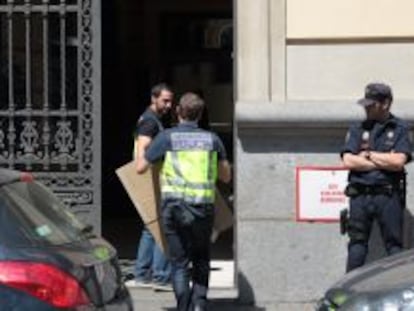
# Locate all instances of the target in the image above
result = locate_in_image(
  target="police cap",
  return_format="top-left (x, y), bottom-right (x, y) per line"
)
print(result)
top-left (357, 82), bottom-right (393, 107)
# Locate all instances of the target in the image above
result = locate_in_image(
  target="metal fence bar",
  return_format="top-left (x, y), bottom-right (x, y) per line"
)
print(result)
top-left (0, 0), bottom-right (100, 231)
top-left (24, 0), bottom-right (31, 110)
top-left (0, 5), bottom-right (77, 13)
top-left (79, 0), bottom-right (90, 174)
top-left (0, 110), bottom-right (80, 116)
top-left (56, 0), bottom-right (67, 170)
top-left (42, 0), bottom-right (50, 169)
top-left (59, 0), bottom-right (65, 112)
top-left (76, 0), bottom-right (81, 160)
top-left (7, 0), bottom-right (15, 166)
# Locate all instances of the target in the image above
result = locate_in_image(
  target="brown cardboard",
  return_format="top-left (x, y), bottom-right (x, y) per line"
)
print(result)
top-left (115, 161), bottom-right (233, 252)
top-left (115, 161), bottom-right (167, 253)
top-left (213, 189), bottom-right (233, 241)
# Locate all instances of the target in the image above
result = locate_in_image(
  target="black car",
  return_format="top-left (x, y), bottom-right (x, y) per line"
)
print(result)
top-left (316, 249), bottom-right (414, 310)
top-left (0, 168), bottom-right (133, 310)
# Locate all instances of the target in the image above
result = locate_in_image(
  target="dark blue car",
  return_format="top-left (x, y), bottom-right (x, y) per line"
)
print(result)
top-left (0, 169), bottom-right (133, 310)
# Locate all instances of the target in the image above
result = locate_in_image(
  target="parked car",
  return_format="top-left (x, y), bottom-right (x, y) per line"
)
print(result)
top-left (316, 249), bottom-right (414, 310)
top-left (0, 168), bottom-right (133, 310)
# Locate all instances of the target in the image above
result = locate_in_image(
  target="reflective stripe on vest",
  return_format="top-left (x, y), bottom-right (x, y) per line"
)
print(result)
top-left (160, 132), bottom-right (217, 204)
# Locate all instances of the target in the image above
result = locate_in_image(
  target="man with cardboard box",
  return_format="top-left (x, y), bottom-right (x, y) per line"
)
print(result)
top-left (131, 83), bottom-right (173, 291)
top-left (137, 92), bottom-right (231, 311)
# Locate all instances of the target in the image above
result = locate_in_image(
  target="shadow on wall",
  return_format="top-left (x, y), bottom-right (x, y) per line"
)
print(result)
top-left (403, 209), bottom-right (414, 249)
top-left (237, 272), bottom-right (260, 308)
top-left (237, 128), bottom-right (346, 155)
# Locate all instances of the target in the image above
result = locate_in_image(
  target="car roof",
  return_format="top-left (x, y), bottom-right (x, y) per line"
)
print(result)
top-left (0, 168), bottom-right (33, 186)
top-left (332, 249), bottom-right (414, 293)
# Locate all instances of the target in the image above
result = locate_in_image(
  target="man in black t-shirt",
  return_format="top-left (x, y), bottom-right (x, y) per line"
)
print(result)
top-left (129, 83), bottom-right (174, 291)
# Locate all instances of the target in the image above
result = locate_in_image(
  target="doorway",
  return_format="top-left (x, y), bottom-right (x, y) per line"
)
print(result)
top-left (101, 0), bottom-right (234, 284)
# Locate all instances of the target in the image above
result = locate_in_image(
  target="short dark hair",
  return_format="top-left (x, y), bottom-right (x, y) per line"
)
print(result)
top-left (151, 83), bottom-right (172, 98)
top-left (177, 92), bottom-right (205, 121)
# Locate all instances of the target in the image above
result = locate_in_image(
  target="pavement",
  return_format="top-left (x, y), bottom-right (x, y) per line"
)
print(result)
top-left (126, 260), bottom-right (316, 310)
top-left (111, 220), bottom-right (316, 310)
top-left (130, 294), bottom-right (264, 311)
top-left (129, 289), bottom-right (314, 310)
top-left (107, 217), bottom-right (251, 309)
top-left (129, 287), bottom-right (271, 310)
top-left (127, 260), bottom-right (243, 310)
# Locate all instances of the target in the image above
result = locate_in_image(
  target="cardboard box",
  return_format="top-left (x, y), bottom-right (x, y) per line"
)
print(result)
top-left (115, 161), bottom-right (167, 253)
top-left (115, 161), bottom-right (233, 253)
top-left (212, 187), bottom-right (233, 242)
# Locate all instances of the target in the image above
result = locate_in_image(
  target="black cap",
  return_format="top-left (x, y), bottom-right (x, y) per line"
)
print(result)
top-left (357, 82), bottom-right (393, 107)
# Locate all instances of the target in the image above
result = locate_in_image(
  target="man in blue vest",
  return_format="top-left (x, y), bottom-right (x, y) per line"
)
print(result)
top-left (341, 82), bottom-right (412, 272)
top-left (137, 92), bottom-right (231, 311)
top-left (131, 83), bottom-right (173, 291)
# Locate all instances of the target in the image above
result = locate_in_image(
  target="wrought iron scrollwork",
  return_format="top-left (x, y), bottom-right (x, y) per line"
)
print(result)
top-left (0, 0), bottom-right (99, 228)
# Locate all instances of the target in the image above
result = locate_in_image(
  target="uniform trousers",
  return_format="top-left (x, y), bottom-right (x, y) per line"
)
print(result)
top-left (347, 191), bottom-right (403, 272)
top-left (162, 200), bottom-right (214, 311)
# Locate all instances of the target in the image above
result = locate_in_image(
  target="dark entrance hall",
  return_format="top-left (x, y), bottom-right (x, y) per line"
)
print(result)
top-left (101, 0), bottom-right (234, 262)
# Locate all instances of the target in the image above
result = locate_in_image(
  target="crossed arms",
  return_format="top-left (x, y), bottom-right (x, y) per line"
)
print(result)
top-left (342, 151), bottom-right (408, 172)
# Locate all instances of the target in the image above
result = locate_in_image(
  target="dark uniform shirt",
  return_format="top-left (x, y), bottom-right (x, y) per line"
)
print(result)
top-left (341, 114), bottom-right (412, 185)
top-left (145, 122), bottom-right (227, 164)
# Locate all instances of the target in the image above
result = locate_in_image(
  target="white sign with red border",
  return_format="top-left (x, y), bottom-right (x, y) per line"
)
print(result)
top-left (296, 166), bottom-right (349, 222)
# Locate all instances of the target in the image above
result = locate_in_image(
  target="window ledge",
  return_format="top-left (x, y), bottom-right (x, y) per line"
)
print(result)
top-left (235, 100), bottom-right (414, 129)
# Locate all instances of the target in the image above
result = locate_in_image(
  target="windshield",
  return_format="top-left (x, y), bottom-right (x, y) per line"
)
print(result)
top-left (0, 181), bottom-right (87, 246)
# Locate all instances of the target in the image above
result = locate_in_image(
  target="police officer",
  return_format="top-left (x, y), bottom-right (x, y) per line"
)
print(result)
top-left (341, 82), bottom-right (412, 272)
top-left (137, 92), bottom-right (231, 311)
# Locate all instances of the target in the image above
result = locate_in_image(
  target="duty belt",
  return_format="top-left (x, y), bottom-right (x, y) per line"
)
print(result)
top-left (345, 183), bottom-right (394, 197)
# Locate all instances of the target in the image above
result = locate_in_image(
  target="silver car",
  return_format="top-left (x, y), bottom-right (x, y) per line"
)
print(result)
top-left (316, 249), bottom-right (414, 310)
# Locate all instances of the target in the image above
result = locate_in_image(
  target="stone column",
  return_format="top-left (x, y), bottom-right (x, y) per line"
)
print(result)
top-left (235, 0), bottom-right (270, 102)
top-left (270, 0), bottom-right (286, 102)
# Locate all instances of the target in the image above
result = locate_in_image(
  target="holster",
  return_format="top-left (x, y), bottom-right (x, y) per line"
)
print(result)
top-left (340, 208), bottom-right (349, 235)
top-left (399, 172), bottom-right (407, 209)
top-left (344, 184), bottom-right (359, 198)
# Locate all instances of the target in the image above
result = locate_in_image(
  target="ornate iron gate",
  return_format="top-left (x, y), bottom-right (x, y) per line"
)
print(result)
top-left (0, 0), bottom-right (101, 232)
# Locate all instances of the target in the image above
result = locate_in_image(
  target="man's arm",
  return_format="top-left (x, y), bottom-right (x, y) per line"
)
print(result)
top-left (218, 160), bottom-right (231, 183)
top-left (136, 155), bottom-right (151, 174)
top-left (135, 135), bottom-right (152, 174)
top-left (136, 132), bottom-right (167, 174)
top-left (343, 150), bottom-right (407, 172)
top-left (342, 151), bottom-right (377, 171)
top-left (368, 124), bottom-right (413, 171)
top-left (368, 151), bottom-right (408, 172)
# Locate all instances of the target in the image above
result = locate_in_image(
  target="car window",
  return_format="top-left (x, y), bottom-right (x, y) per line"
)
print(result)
top-left (0, 181), bottom-right (87, 246)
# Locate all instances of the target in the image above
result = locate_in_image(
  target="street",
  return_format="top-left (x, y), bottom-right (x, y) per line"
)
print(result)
top-left (129, 288), bottom-right (315, 310)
